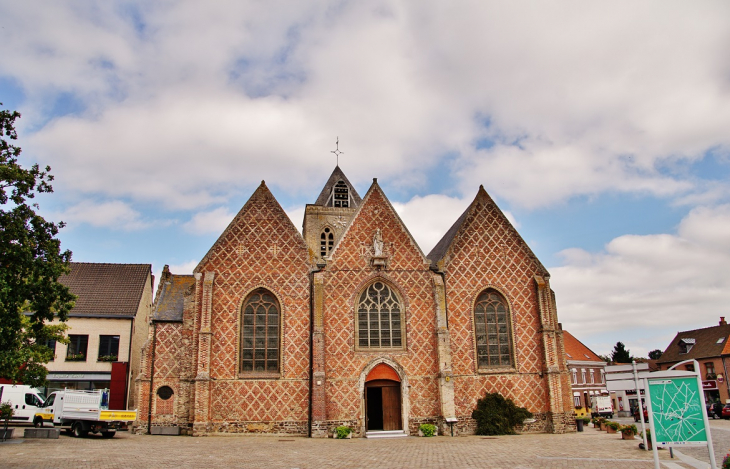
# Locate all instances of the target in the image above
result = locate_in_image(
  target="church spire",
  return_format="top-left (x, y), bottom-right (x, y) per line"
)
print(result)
top-left (313, 165), bottom-right (362, 208)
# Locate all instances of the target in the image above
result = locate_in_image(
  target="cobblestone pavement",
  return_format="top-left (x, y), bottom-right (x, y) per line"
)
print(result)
top-left (1, 424), bottom-right (704, 469)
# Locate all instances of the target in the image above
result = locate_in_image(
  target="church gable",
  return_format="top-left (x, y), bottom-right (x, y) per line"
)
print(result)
top-left (327, 180), bottom-right (429, 272)
top-left (195, 181), bottom-right (309, 274)
top-left (427, 185), bottom-right (548, 276)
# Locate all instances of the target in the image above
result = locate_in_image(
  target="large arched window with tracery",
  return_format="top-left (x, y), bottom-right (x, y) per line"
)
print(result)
top-left (240, 289), bottom-right (280, 374)
top-left (474, 290), bottom-right (513, 368)
top-left (356, 281), bottom-right (404, 350)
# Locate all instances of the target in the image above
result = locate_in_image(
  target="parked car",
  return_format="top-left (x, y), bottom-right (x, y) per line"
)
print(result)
top-left (707, 402), bottom-right (723, 419)
top-left (722, 404), bottom-right (730, 419)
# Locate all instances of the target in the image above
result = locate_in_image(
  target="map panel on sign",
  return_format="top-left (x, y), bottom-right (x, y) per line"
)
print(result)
top-left (648, 377), bottom-right (707, 446)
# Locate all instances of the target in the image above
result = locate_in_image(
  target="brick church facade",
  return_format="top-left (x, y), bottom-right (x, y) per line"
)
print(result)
top-left (135, 166), bottom-right (574, 437)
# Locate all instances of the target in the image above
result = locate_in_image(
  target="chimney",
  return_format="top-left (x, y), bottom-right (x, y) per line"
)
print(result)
top-left (721, 317), bottom-right (727, 326)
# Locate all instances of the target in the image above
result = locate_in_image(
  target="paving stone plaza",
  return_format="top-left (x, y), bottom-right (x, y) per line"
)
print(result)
top-left (4, 418), bottom-right (730, 468)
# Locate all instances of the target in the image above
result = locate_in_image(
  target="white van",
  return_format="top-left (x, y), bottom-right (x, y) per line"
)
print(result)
top-left (0, 384), bottom-right (46, 424)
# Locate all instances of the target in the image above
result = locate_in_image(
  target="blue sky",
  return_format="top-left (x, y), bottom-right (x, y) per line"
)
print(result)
top-left (1, 1), bottom-right (730, 358)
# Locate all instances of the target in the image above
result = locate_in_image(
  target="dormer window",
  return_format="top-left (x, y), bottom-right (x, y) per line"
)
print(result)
top-left (331, 181), bottom-right (349, 208)
top-left (320, 227), bottom-right (334, 257)
top-left (678, 338), bottom-right (695, 354)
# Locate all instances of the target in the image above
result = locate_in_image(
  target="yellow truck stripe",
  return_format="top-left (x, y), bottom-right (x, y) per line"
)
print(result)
top-left (99, 410), bottom-right (137, 421)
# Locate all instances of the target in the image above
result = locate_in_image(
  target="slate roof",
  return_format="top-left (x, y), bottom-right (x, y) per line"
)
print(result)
top-left (657, 321), bottom-right (730, 364)
top-left (314, 166), bottom-right (362, 207)
top-left (152, 273), bottom-right (195, 322)
top-left (563, 330), bottom-right (604, 363)
top-left (59, 262), bottom-right (151, 318)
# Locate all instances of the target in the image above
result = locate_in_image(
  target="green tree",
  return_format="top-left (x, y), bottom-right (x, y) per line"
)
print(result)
top-left (0, 104), bottom-right (75, 387)
top-left (611, 341), bottom-right (632, 363)
top-left (648, 349), bottom-right (663, 360)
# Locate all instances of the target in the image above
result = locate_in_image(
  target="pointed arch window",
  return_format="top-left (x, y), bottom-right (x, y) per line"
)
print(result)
top-left (474, 290), bottom-right (514, 369)
top-left (356, 281), bottom-right (405, 350)
top-left (320, 227), bottom-right (334, 257)
top-left (240, 289), bottom-right (280, 375)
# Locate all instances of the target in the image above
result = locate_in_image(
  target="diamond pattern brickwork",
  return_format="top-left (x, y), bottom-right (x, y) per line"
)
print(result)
top-left (438, 188), bottom-right (568, 423)
top-left (194, 183), bottom-right (312, 426)
top-left (322, 185), bottom-right (441, 425)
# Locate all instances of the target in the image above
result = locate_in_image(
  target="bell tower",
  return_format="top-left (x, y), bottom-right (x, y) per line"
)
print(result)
top-left (303, 165), bottom-right (361, 264)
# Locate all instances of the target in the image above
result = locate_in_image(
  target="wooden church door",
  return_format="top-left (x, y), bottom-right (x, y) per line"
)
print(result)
top-left (364, 363), bottom-right (402, 431)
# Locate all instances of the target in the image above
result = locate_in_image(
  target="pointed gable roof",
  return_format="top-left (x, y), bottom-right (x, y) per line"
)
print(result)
top-left (563, 330), bottom-right (604, 363)
top-left (657, 322), bottom-right (730, 364)
top-left (327, 178), bottom-right (429, 269)
top-left (314, 165), bottom-right (362, 207)
top-left (194, 181), bottom-right (307, 273)
top-left (426, 185), bottom-right (547, 274)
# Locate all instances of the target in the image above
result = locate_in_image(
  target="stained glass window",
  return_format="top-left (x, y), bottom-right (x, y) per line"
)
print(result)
top-left (474, 290), bottom-right (513, 368)
top-left (240, 289), bottom-right (280, 374)
top-left (357, 282), bottom-right (403, 349)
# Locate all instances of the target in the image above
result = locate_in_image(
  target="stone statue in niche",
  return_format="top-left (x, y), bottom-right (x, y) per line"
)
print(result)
top-left (373, 229), bottom-right (384, 256)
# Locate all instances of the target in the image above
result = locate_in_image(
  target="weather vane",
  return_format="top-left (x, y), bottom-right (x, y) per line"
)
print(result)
top-left (331, 137), bottom-right (343, 166)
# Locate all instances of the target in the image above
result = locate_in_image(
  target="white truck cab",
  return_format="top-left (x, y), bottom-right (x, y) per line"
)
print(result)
top-left (0, 384), bottom-right (46, 424)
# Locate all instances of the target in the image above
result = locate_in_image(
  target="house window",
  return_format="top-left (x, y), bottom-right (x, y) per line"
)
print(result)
top-left (98, 335), bottom-right (120, 362)
top-left (356, 281), bottom-right (404, 349)
top-left (43, 339), bottom-right (56, 361)
top-left (589, 369), bottom-right (595, 384)
top-left (573, 395), bottom-right (581, 407)
top-left (678, 338), bottom-right (695, 354)
top-left (706, 362), bottom-right (716, 379)
top-left (66, 335), bottom-right (88, 361)
top-left (581, 369), bottom-right (586, 384)
top-left (474, 290), bottom-right (513, 368)
top-left (320, 227), bottom-right (334, 257)
top-left (685, 364), bottom-right (695, 372)
top-left (332, 181), bottom-right (349, 208)
top-left (600, 369), bottom-right (605, 383)
top-left (240, 289), bottom-right (280, 374)
top-left (572, 369), bottom-right (577, 384)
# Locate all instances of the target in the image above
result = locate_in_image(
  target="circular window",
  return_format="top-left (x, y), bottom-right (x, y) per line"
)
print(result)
top-left (156, 386), bottom-right (174, 400)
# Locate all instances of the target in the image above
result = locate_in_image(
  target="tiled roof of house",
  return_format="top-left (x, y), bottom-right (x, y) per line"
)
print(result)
top-left (152, 273), bottom-right (195, 322)
top-left (314, 166), bottom-right (362, 207)
top-left (59, 262), bottom-right (151, 317)
top-left (657, 321), bottom-right (730, 364)
top-left (563, 330), bottom-right (604, 362)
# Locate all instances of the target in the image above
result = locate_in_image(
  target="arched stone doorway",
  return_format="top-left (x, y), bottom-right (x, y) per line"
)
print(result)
top-left (364, 363), bottom-right (402, 431)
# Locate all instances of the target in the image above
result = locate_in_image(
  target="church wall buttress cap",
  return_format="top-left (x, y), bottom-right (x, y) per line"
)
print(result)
top-left (373, 178), bottom-right (378, 183)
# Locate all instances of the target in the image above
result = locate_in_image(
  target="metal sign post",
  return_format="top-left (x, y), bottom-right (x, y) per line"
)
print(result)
top-left (632, 361), bottom-right (648, 451)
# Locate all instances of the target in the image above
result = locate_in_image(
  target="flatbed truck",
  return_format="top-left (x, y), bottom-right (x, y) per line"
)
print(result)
top-left (33, 389), bottom-right (136, 438)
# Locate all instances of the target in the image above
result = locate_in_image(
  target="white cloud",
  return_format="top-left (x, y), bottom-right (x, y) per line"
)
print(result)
top-left (167, 260), bottom-right (199, 275)
top-left (2, 1), bottom-right (726, 210)
top-left (551, 204), bottom-right (730, 355)
top-left (58, 200), bottom-right (150, 231)
top-left (184, 207), bottom-right (235, 234)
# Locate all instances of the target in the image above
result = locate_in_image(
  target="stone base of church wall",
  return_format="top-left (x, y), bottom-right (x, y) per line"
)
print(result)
top-left (311, 419), bottom-right (360, 438)
top-left (408, 416), bottom-right (441, 436)
top-left (202, 420), bottom-right (309, 436)
top-left (452, 411), bottom-right (570, 435)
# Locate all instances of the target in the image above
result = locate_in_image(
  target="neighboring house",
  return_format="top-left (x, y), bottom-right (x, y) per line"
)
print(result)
top-left (656, 317), bottom-right (730, 406)
top-left (137, 165), bottom-right (575, 437)
top-left (563, 331), bottom-right (608, 418)
top-left (604, 362), bottom-right (654, 417)
top-left (44, 263), bottom-right (153, 410)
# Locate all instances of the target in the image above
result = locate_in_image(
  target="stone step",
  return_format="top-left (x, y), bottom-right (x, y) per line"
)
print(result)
top-left (365, 430), bottom-right (407, 439)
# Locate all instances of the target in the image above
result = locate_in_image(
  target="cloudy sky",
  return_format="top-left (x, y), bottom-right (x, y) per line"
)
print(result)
top-left (2, 1), bottom-right (729, 358)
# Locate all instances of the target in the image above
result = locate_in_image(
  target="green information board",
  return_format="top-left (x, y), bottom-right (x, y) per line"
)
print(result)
top-left (648, 377), bottom-right (707, 445)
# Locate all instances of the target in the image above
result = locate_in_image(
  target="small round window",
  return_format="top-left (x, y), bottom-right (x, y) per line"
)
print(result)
top-left (157, 386), bottom-right (174, 400)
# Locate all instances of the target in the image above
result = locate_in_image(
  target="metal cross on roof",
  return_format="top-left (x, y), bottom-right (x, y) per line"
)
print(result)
top-left (331, 137), bottom-right (344, 166)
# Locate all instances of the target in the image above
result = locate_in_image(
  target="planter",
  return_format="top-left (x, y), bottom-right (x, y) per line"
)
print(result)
top-left (0, 428), bottom-right (14, 440)
top-left (622, 432), bottom-right (635, 440)
top-left (600, 423), bottom-right (607, 431)
top-left (607, 427), bottom-right (617, 434)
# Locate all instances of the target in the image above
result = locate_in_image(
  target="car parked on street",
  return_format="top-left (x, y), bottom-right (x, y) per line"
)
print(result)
top-left (721, 404), bottom-right (730, 419)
